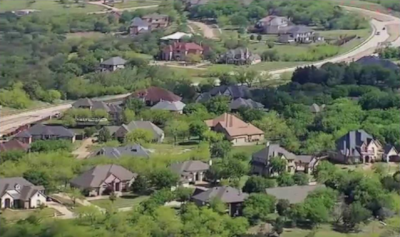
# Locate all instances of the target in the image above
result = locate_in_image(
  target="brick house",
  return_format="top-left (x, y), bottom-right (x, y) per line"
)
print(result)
top-left (161, 42), bottom-right (203, 61)
top-left (142, 13), bottom-right (169, 29)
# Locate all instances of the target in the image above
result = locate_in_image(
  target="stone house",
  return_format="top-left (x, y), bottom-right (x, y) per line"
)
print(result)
top-left (219, 48), bottom-right (261, 65)
top-left (170, 160), bottom-right (211, 186)
top-left (0, 177), bottom-right (46, 209)
top-left (278, 25), bottom-right (323, 44)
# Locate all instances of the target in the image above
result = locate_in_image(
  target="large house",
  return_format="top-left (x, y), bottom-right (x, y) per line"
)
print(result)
top-left (142, 13), bottom-right (169, 29)
top-left (205, 113), bottom-right (264, 145)
top-left (170, 160), bottom-right (210, 185)
top-left (196, 85), bottom-right (251, 103)
top-left (93, 144), bottom-right (151, 159)
top-left (333, 130), bottom-right (397, 164)
top-left (129, 17), bottom-right (151, 35)
top-left (13, 124), bottom-right (75, 144)
top-left (192, 186), bottom-right (248, 216)
top-left (251, 143), bottom-right (319, 176)
top-left (130, 86), bottom-right (182, 106)
top-left (229, 98), bottom-right (264, 111)
top-left (161, 42), bottom-right (204, 61)
top-left (0, 140), bottom-right (29, 153)
top-left (265, 184), bottom-right (326, 204)
top-left (256, 15), bottom-right (290, 34)
top-left (99, 56), bottom-right (127, 72)
top-left (0, 177), bottom-right (46, 209)
top-left (151, 101), bottom-right (186, 114)
top-left (219, 48), bottom-right (261, 65)
top-left (112, 120), bottom-right (165, 143)
top-left (70, 164), bottom-right (137, 196)
top-left (278, 25), bottom-right (323, 44)
top-left (161, 32), bottom-right (193, 41)
top-left (72, 98), bottom-right (122, 123)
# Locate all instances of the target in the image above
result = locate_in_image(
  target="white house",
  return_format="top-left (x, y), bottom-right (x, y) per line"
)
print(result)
top-left (0, 177), bottom-right (46, 209)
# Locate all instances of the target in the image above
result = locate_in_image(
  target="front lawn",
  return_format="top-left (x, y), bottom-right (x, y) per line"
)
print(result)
top-left (0, 0), bottom-right (105, 13)
top-left (231, 145), bottom-right (264, 157)
top-left (0, 208), bottom-right (61, 222)
top-left (89, 194), bottom-right (149, 209)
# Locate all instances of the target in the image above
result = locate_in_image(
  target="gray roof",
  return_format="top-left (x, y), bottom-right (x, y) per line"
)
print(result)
top-left (100, 56), bottom-right (127, 66)
top-left (222, 48), bottom-right (259, 61)
top-left (70, 164), bottom-right (137, 189)
top-left (192, 186), bottom-right (248, 204)
top-left (384, 144), bottom-right (397, 154)
top-left (94, 144), bottom-right (150, 159)
top-left (198, 85), bottom-right (251, 102)
top-left (170, 160), bottom-right (210, 175)
top-left (0, 177), bottom-right (45, 201)
top-left (72, 98), bottom-right (122, 113)
top-left (142, 13), bottom-right (168, 19)
top-left (151, 101), bottom-right (186, 111)
top-left (295, 155), bottom-right (314, 163)
top-left (130, 17), bottom-right (150, 27)
top-left (265, 185), bottom-right (326, 204)
top-left (287, 25), bottom-right (313, 34)
top-left (336, 130), bottom-right (373, 157)
top-left (125, 121), bottom-right (164, 139)
top-left (14, 124), bottom-right (75, 138)
top-left (356, 56), bottom-right (399, 71)
top-left (309, 103), bottom-right (325, 113)
top-left (230, 98), bottom-right (264, 110)
top-left (103, 126), bottom-right (120, 135)
top-left (252, 144), bottom-right (296, 165)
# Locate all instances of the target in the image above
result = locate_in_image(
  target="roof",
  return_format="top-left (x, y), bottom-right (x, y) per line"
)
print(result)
top-left (208, 85), bottom-right (251, 99)
top-left (100, 56), bottom-right (127, 66)
top-left (295, 155), bottom-right (314, 163)
top-left (14, 124), bottom-right (75, 138)
top-left (72, 98), bottom-right (122, 113)
top-left (252, 144), bottom-right (296, 165)
top-left (0, 140), bottom-right (29, 152)
top-left (151, 101), bottom-right (186, 111)
top-left (204, 113), bottom-right (264, 137)
top-left (356, 56), bottom-right (399, 71)
top-left (230, 98), bottom-right (264, 110)
top-left (0, 177), bottom-right (44, 201)
top-left (142, 13), bottom-right (168, 19)
top-left (132, 86), bottom-right (181, 103)
top-left (258, 15), bottom-right (288, 25)
top-left (286, 25), bottom-right (313, 34)
top-left (384, 144), bottom-right (398, 154)
top-left (103, 126), bottom-right (120, 135)
top-left (161, 32), bottom-right (193, 40)
top-left (170, 160), bottom-right (210, 174)
top-left (309, 103), bottom-right (325, 113)
top-left (130, 17), bottom-right (151, 27)
top-left (222, 48), bottom-right (257, 60)
top-left (192, 186), bottom-right (248, 204)
top-left (163, 42), bottom-right (203, 52)
top-left (125, 120), bottom-right (164, 138)
top-left (70, 164), bottom-right (137, 189)
top-left (265, 185), bottom-right (326, 203)
top-left (336, 130), bottom-right (373, 157)
top-left (94, 144), bottom-right (150, 159)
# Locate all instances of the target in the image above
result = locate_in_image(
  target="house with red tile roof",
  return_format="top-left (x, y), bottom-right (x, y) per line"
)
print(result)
top-left (205, 113), bottom-right (264, 146)
top-left (0, 140), bottom-right (29, 153)
top-left (129, 86), bottom-right (181, 106)
top-left (161, 42), bottom-right (204, 61)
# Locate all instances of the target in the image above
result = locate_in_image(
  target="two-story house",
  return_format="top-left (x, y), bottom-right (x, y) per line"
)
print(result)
top-left (142, 13), bottom-right (169, 29)
top-left (278, 25), bottom-right (323, 44)
top-left (219, 48), bottom-right (261, 65)
top-left (256, 15), bottom-right (290, 34)
top-left (161, 42), bottom-right (204, 61)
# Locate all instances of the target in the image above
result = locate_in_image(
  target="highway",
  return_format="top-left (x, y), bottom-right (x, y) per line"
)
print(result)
top-left (1, 6), bottom-right (399, 135)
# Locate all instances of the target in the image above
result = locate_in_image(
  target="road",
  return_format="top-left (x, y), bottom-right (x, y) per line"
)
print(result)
top-left (188, 20), bottom-right (218, 39)
top-left (87, 0), bottom-right (158, 14)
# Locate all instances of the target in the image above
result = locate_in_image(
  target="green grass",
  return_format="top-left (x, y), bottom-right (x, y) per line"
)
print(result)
top-left (146, 143), bottom-right (198, 154)
top-left (66, 32), bottom-right (106, 39)
top-left (0, 0), bottom-right (105, 13)
top-left (89, 195), bottom-right (149, 209)
top-left (112, 0), bottom-right (160, 9)
top-left (231, 145), bottom-right (264, 157)
top-left (0, 208), bottom-right (60, 222)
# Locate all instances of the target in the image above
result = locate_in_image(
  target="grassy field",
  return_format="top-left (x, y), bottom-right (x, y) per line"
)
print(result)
top-left (0, 0), bottom-right (105, 13)
top-left (231, 144), bottom-right (264, 157)
top-left (0, 208), bottom-right (61, 222)
top-left (66, 32), bottom-right (106, 39)
top-left (89, 194), bottom-right (149, 209)
top-left (112, 0), bottom-right (160, 9)
top-left (146, 143), bottom-right (199, 154)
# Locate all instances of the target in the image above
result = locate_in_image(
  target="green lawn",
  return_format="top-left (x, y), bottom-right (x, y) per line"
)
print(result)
top-left (0, 0), bottom-right (105, 13)
top-left (112, 0), bottom-right (160, 9)
top-left (0, 208), bottom-right (60, 222)
top-left (66, 32), bottom-right (106, 39)
top-left (231, 145), bottom-right (264, 157)
top-left (89, 195), bottom-right (149, 209)
top-left (146, 143), bottom-right (199, 154)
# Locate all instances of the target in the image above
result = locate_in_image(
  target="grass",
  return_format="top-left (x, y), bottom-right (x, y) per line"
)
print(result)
top-left (146, 143), bottom-right (199, 154)
top-left (0, 0), bottom-right (105, 13)
top-left (66, 32), bottom-right (106, 39)
top-left (111, 0), bottom-right (160, 9)
top-left (0, 208), bottom-right (61, 222)
top-left (89, 194), bottom-right (149, 209)
top-left (231, 144), bottom-right (264, 157)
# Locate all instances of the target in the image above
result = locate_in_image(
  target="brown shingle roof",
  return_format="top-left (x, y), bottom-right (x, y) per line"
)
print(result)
top-left (132, 86), bottom-right (181, 103)
top-left (192, 186), bottom-right (248, 204)
top-left (205, 113), bottom-right (264, 137)
top-left (0, 140), bottom-right (29, 152)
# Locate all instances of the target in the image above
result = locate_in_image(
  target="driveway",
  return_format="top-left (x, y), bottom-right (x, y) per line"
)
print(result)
top-left (72, 138), bottom-right (94, 159)
top-left (188, 20), bottom-right (218, 39)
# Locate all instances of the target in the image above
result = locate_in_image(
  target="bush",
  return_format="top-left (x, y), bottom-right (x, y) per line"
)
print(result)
top-left (30, 140), bottom-right (72, 153)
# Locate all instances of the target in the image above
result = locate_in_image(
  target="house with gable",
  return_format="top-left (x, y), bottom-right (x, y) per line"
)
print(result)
top-left (195, 85), bottom-right (251, 103)
top-left (72, 98), bottom-right (122, 123)
top-left (278, 25), bottom-right (323, 44)
top-left (142, 13), bottom-right (169, 29)
top-left (256, 15), bottom-right (290, 34)
top-left (161, 42), bottom-right (204, 61)
top-left (170, 160), bottom-right (211, 185)
top-left (219, 48), bottom-right (261, 65)
top-left (151, 100), bottom-right (186, 114)
top-left (204, 113), bottom-right (264, 145)
top-left (113, 120), bottom-right (164, 143)
top-left (70, 164), bottom-right (137, 196)
top-left (0, 177), bottom-right (46, 209)
top-left (99, 56), bottom-right (127, 72)
top-left (13, 124), bottom-right (75, 144)
top-left (130, 86), bottom-right (182, 106)
top-left (129, 17), bottom-right (151, 35)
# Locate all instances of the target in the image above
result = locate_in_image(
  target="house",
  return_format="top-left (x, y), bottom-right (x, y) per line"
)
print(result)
top-left (251, 143), bottom-right (319, 176)
top-left (93, 144), bottom-right (151, 159)
top-left (278, 25), bottom-right (323, 44)
top-left (170, 160), bottom-right (210, 185)
top-left (114, 121), bottom-right (164, 143)
top-left (183, 0), bottom-right (209, 9)
top-left (383, 145), bottom-right (399, 162)
top-left (0, 177), bottom-right (46, 209)
top-left (161, 32), bottom-right (193, 41)
top-left (13, 124), bottom-right (75, 144)
top-left (151, 101), bottom-right (186, 114)
top-left (191, 186), bottom-right (248, 216)
top-left (265, 184), bottom-right (326, 204)
top-left (131, 86), bottom-right (182, 106)
top-left (205, 113), bottom-right (264, 145)
top-left (129, 17), bottom-right (151, 35)
top-left (333, 129), bottom-right (387, 164)
top-left (70, 164), bottom-right (137, 197)
top-left (309, 103), bottom-right (325, 113)
top-left (100, 125), bottom-right (120, 137)
top-left (142, 13), bottom-right (169, 29)
top-left (196, 85), bottom-right (251, 103)
top-left (219, 48), bottom-right (261, 65)
top-left (256, 15), bottom-right (290, 34)
top-left (99, 56), bottom-right (127, 72)
top-left (229, 98), bottom-right (264, 111)
top-left (356, 56), bottom-right (400, 71)
top-left (0, 140), bottom-right (29, 153)
top-left (161, 42), bottom-right (204, 61)
top-left (72, 98), bottom-right (122, 123)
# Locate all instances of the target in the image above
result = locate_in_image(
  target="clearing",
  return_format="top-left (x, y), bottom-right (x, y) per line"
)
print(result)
top-left (89, 194), bottom-right (149, 209)
top-left (0, 0), bottom-right (105, 13)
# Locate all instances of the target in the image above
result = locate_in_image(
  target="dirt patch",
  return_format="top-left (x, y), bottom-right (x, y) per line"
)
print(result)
top-left (386, 24), bottom-right (400, 42)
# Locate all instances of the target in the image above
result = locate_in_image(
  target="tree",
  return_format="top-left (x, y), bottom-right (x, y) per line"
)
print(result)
top-left (98, 128), bottom-right (111, 143)
top-left (66, 187), bottom-right (83, 206)
top-left (273, 217), bottom-right (284, 235)
top-left (266, 40), bottom-right (274, 48)
top-left (189, 120), bottom-right (208, 139)
top-left (277, 172), bottom-right (295, 187)
top-left (276, 199), bottom-right (290, 216)
top-left (293, 172), bottom-right (309, 185)
top-left (209, 198), bottom-right (227, 214)
top-left (122, 108), bottom-right (135, 123)
top-left (243, 176), bottom-right (276, 193)
top-left (126, 128), bottom-right (153, 144)
top-left (23, 170), bottom-right (53, 191)
top-left (151, 169), bottom-right (179, 190)
top-left (84, 127), bottom-right (96, 137)
top-left (125, 97), bottom-right (146, 114)
top-left (249, 34), bottom-right (255, 40)
top-left (205, 96), bottom-right (230, 115)
top-left (174, 187), bottom-right (194, 202)
top-left (256, 34), bottom-right (262, 41)
top-left (131, 175), bottom-right (149, 195)
top-left (165, 120), bottom-right (189, 144)
top-left (109, 192), bottom-right (117, 203)
top-left (341, 202), bottom-right (371, 232)
top-left (185, 53), bottom-right (202, 64)
top-left (243, 194), bottom-right (276, 225)
top-left (210, 140), bottom-right (232, 158)
top-left (30, 140), bottom-right (72, 153)
top-left (269, 157), bottom-right (287, 175)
